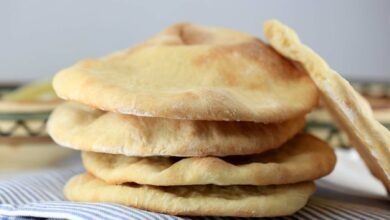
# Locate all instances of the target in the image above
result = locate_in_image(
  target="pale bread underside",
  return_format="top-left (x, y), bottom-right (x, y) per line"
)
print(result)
top-left (64, 173), bottom-right (315, 217)
top-left (264, 20), bottom-right (390, 193)
top-left (48, 102), bottom-right (305, 156)
top-left (82, 134), bottom-right (335, 186)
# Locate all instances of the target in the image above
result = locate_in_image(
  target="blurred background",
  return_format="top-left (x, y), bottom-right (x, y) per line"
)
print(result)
top-left (1, 0), bottom-right (390, 82)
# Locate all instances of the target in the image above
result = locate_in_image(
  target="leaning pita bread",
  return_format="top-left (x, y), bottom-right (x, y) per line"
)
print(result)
top-left (264, 20), bottom-right (390, 193)
top-left (82, 134), bottom-right (336, 186)
top-left (48, 102), bottom-right (305, 156)
top-left (65, 173), bottom-right (315, 217)
top-left (53, 23), bottom-right (319, 122)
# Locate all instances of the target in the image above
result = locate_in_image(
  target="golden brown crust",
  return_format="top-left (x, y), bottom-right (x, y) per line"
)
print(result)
top-left (48, 102), bottom-right (305, 156)
top-left (82, 134), bottom-right (336, 186)
top-left (53, 23), bottom-right (319, 122)
top-left (264, 20), bottom-right (390, 193)
top-left (64, 173), bottom-right (315, 217)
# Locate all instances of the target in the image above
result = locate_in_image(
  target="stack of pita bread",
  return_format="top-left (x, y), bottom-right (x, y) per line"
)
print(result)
top-left (47, 23), bottom-right (337, 217)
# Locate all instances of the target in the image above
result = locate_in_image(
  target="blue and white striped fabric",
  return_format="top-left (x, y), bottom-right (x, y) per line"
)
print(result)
top-left (0, 159), bottom-right (389, 220)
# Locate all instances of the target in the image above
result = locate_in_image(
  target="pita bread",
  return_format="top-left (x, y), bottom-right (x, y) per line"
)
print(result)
top-left (264, 20), bottom-right (390, 193)
top-left (53, 23), bottom-right (319, 122)
top-left (65, 173), bottom-right (315, 217)
top-left (48, 102), bottom-right (305, 156)
top-left (82, 134), bottom-right (335, 186)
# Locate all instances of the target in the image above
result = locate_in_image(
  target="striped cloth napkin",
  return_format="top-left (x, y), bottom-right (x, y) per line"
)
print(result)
top-left (0, 155), bottom-right (389, 220)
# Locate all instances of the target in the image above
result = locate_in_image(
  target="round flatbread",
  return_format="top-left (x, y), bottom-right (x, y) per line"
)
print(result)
top-left (48, 102), bottom-right (305, 156)
top-left (264, 20), bottom-right (390, 193)
top-left (65, 173), bottom-right (315, 217)
top-left (53, 23), bottom-right (319, 122)
top-left (82, 134), bottom-right (335, 186)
